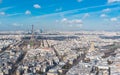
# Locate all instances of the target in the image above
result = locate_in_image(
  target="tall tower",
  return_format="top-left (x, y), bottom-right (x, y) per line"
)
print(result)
top-left (29, 25), bottom-right (34, 49)
top-left (31, 25), bottom-right (34, 41)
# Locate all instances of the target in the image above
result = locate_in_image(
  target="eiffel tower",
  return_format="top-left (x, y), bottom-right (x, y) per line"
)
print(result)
top-left (31, 25), bottom-right (34, 41)
top-left (30, 25), bottom-right (35, 48)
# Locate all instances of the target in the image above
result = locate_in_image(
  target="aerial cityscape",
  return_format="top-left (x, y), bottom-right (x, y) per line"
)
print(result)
top-left (0, 0), bottom-right (120, 75)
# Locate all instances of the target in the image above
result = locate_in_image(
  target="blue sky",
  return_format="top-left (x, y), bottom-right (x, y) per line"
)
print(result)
top-left (0, 0), bottom-right (120, 31)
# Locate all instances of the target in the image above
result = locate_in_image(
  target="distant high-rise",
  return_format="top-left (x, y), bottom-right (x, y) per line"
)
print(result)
top-left (40, 29), bottom-right (43, 33)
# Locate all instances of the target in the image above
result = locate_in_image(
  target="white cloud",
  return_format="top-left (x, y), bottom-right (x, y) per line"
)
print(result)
top-left (61, 18), bottom-right (68, 22)
top-left (55, 8), bottom-right (62, 12)
top-left (77, 0), bottom-right (82, 2)
top-left (12, 23), bottom-right (23, 27)
top-left (100, 14), bottom-right (107, 18)
top-left (0, 12), bottom-right (5, 15)
top-left (102, 8), bottom-right (111, 12)
top-left (0, 7), bottom-right (13, 11)
top-left (82, 13), bottom-right (90, 19)
top-left (7, 13), bottom-right (23, 17)
top-left (55, 20), bottom-right (59, 23)
top-left (12, 23), bottom-right (18, 26)
top-left (108, 0), bottom-right (120, 3)
top-left (60, 18), bottom-right (83, 27)
top-left (33, 4), bottom-right (41, 9)
top-left (25, 10), bottom-right (31, 15)
top-left (34, 4), bottom-right (113, 19)
top-left (110, 17), bottom-right (118, 22)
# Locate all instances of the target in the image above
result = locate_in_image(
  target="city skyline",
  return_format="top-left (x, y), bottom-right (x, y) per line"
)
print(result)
top-left (0, 0), bottom-right (120, 31)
